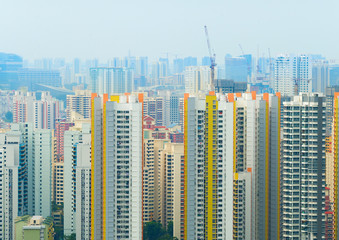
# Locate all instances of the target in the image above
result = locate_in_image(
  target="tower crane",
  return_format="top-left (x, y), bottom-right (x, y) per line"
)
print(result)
top-left (204, 26), bottom-right (217, 91)
top-left (238, 44), bottom-right (251, 81)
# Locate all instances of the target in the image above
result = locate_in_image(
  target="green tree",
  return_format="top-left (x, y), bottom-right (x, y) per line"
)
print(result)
top-left (64, 233), bottom-right (76, 240)
top-left (167, 221), bottom-right (173, 237)
top-left (143, 221), bottom-right (165, 240)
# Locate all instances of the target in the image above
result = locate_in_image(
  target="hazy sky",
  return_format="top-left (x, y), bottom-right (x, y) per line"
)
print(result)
top-left (1, 0), bottom-right (339, 62)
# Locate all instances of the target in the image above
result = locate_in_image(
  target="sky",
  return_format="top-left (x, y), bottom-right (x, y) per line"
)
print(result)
top-left (0, 0), bottom-right (339, 62)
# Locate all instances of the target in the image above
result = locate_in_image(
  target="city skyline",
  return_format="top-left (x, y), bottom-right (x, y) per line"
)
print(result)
top-left (1, 0), bottom-right (339, 61)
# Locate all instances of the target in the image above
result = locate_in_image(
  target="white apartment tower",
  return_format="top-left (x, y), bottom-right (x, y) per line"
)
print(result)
top-left (0, 123), bottom-right (53, 239)
top-left (90, 68), bottom-right (134, 95)
top-left (91, 93), bottom-right (143, 240)
top-left (184, 66), bottom-right (211, 94)
top-left (75, 135), bottom-right (91, 240)
top-left (273, 54), bottom-right (311, 96)
top-left (33, 129), bottom-right (52, 218)
top-left (64, 123), bottom-right (91, 238)
top-left (0, 126), bottom-right (27, 240)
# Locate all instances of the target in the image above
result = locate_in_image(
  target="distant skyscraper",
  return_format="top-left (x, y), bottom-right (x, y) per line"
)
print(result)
top-left (91, 93), bottom-right (143, 240)
top-left (202, 56), bottom-right (211, 66)
top-left (18, 68), bottom-right (62, 91)
top-left (135, 56), bottom-right (148, 77)
top-left (90, 67), bottom-right (134, 95)
top-left (330, 66), bottom-right (339, 86)
top-left (159, 58), bottom-right (170, 76)
top-left (111, 57), bottom-right (121, 67)
top-left (173, 58), bottom-right (184, 74)
top-left (258, 57), bottom-right (270, 75)
top-left (0, 52), bottom-right (23, 89)
top-left (151, 61), bottom-right (168, 85)
top-left (240, 54), bottom-right (252, 77)
top-left (183, 57), bottom-right (197, 68)
top-left (272, 54), bottom-right (311, 96)
top-left (225, 56), bottom-right (248, 82)
top-left (281, 93), bottom-right (325, 239)
top-left (53, 58), bottom-right (65, 69)
top-left (184, 66), bottom-right (211, 93)
top-left (74, 58), bottom-right (80, 75)
top-left (312, 61), bottom-right (329, 93)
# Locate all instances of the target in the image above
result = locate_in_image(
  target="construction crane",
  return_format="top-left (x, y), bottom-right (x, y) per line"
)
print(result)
top-left (238, 44), bottom-right (251, 82)
top-left (204, 26), bottom-right (217, 91)
top-left (293, 77), bottom-right (312, 95)
top-left (268, 48), bottom-right (272, 83)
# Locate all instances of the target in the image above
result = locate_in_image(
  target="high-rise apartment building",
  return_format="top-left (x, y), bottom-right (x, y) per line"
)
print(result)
top-left (332, 92), bottom-right (339, 239)
top-left (55, 119), bottom-right (74, 161)
top-left (184, 92), bottom-right (281, 240)
top-left (325, 86), bottom-right (339, 135)
top-left (135, 56), bottom-right (148, 77)
top-left (173, 58), bottom-right (184, 74)
top-left (143, 97), bottom-right (165, 126)
top-left (142, 120), bottom-right (185, 239)
top-left (90, 67), bottom-right (134, 95)
top-left (66, 90), bottom-right (91, 121)
top-left (33, 129), bottom-right (52, 218)
top-left (158, 143), bottom-right (184, 239)
top-left (151, 61), bottom-right (168, 85)
top-left (143, 92), bottom-right (184, 127)
top-left (91, 93), bottom-right (143, 240)
top-left (312, 61), bottom-right (329, 93)
top-left (281, 93), bottom-right (326, 239)
top-left (143, 137), bottom-right (171, 224)
top-left (52, 162), bottom-right (64, 205)
top-left (273, 54), bottom-right (311, 96)
top-left (330, 66), bottom-right (339, 86)
top-left (0, 125), bottom-right (28, 239)
top-left (13, 91), bottom-right (61, 130)
top-left (0, 123), bottom-right (54, 238)
top-left (184, 66), bottom-right (211, 93)
top-left (75, 133), bottom-right (91, 240)
top-left (63, 123), bottom-right (91, 238)
top-left (13, 92), bottom-right (36, 124)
